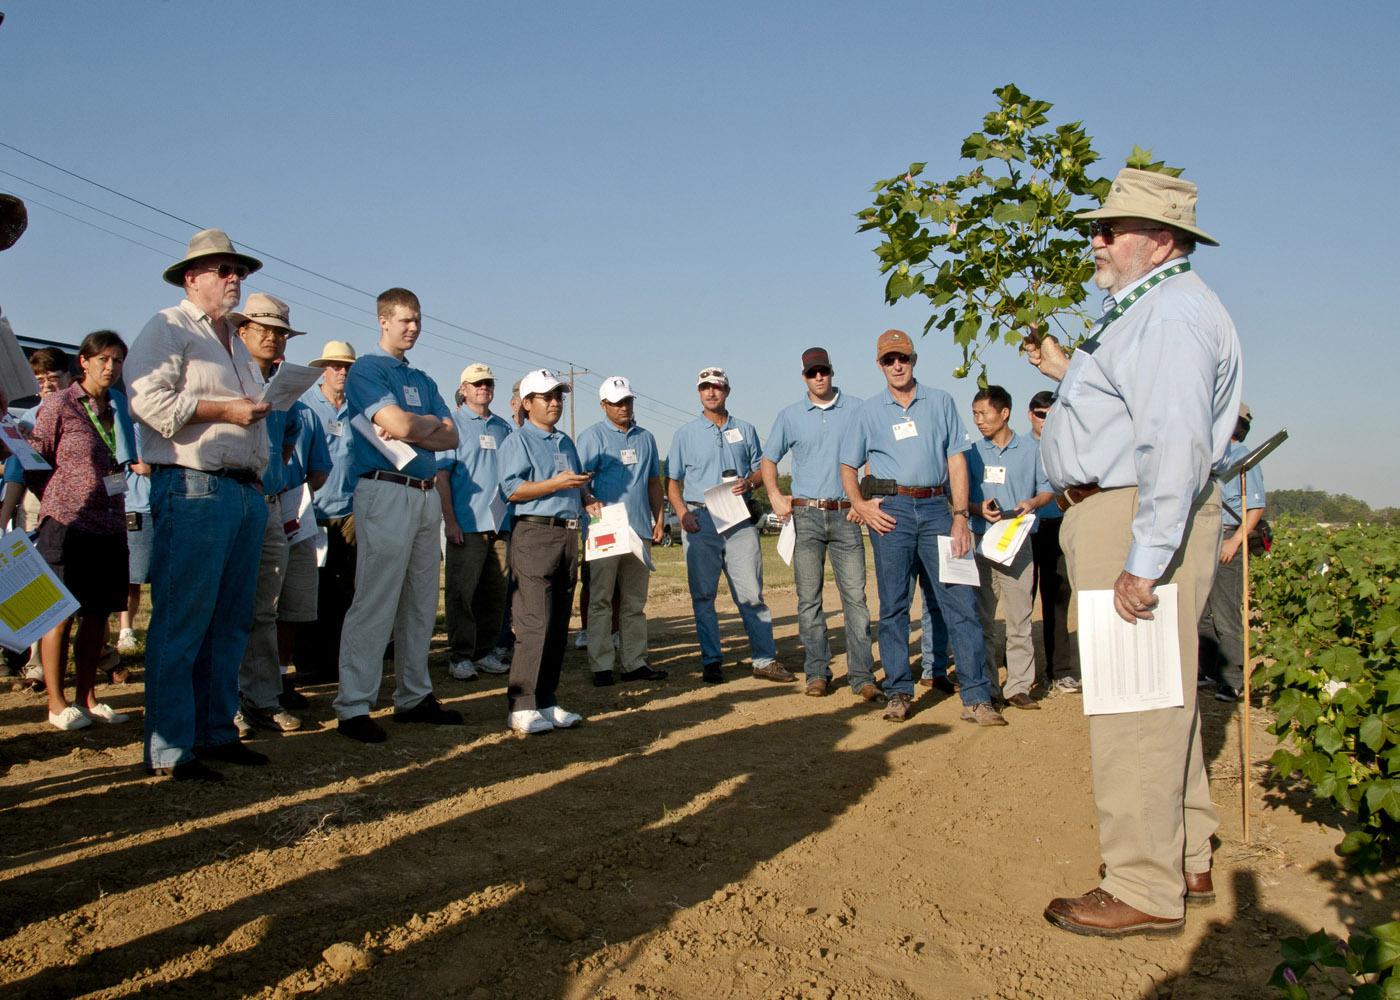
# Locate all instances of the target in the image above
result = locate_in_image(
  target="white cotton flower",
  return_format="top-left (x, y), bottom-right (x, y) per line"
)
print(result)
top-left (1322, 679), bottom-right (1347, 698)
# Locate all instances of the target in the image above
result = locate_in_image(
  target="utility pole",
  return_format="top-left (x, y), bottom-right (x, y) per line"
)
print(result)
top-left (565, 366), bottom-right (589, 437)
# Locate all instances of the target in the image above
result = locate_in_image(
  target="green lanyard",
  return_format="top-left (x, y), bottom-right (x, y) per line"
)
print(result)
top-left (1080, 260), bottom-right (1191, 352)
top-left (80, 397), bottom-right (118, 458)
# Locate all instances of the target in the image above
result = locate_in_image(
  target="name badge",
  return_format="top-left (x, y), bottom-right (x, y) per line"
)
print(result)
top-left (325, 420), bottom-right (344, 437)
top-left (892, 420), bottom-right (918, 441)
top-left (723, 428), bottom-right (743, 444)
top-left (479, 434), bottom-right (497, 450)
top-left (553, 453), bottom-right (570, 474)
top-left (984, 465), bottom-right (1007, 485)
top-left (103, 473), bottom-right (128, 497)
top-left (403, 386), bottom-right (422, 408)
top-left (620, 448), bottom-right (638, 466)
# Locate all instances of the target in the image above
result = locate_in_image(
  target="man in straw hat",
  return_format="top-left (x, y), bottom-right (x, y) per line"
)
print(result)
top-left (126, 228), bottom-right (273, 781)
top-left (1024, 168), bottom-right (1242, 935)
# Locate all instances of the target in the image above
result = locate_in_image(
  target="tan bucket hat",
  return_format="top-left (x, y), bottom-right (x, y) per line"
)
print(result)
top-left (229, 292), bottom-right (305, 337)
top-left (0, 194), bottom-right (27, 253)
top-left (459, 362), bottom-right (495, 384)
top-left (308, 340), bottom-right (357, 368)
top-left (1076, 168), bottom-right (1218, 246)
top-left (163, 228), bottom-right (263, 286)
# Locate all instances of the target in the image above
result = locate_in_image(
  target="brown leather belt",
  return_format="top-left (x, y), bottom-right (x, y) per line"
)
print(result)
top-left (791, 498), bottom-right (852, 511)
top-left (1055, 483), bottom-right (1103, 512)
top-left (361, 470), bottom-right (434, 491)
top-left (895, 485), bottom-right (945, 498)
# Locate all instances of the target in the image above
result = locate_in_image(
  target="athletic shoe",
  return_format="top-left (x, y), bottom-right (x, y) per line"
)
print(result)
top-left (509, 709), bottom-right (554, 734)
top-left (239, 704), bottom-right (302, 733)
top-left (475, 654), bottom-right (510, 675)
top-left (960, 702), bottom-right (1009, 727)
top-left (80, 702), bottom-right (130, 725)
top-left (611, 632), bottom-right (621, 650)
top-left (1050, 676), bottom-right (1082, 695)
top-left (449, 659), bottom-right (479, 680)
top-left (493, 645), bottom-right (513, 664)
top-left (574, 631), bottom-right (587, 648)
top-left (116, 628), bottom-right (139, 654)
top-left (541, 705), bottom-right (582, 728)
top-left (49, 705), bottom-right (92, 731)
top-left (1215, 685), bottom-right (1242, 703)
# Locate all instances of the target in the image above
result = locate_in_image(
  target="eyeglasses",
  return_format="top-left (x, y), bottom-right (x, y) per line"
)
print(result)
top-left (467, 380), bottom-right (495, 389)
top-left (535, 388), bottom-right (566, 401)
top-left (804, 366), bottom-right (832, 378)
top-left (1088, 220), bottom-right (1166, 243)
top-left (34, 372), bottom-right (66, 385)
top-left (1031, 408), bottom-right (1049, 419)
top-left (878, 353), bottom-right (911, 367)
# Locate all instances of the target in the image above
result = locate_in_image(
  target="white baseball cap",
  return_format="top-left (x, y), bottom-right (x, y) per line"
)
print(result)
top-left (519, 368), bottom-right (571, 397)
top-left (599, 376), bottom-right (635, 403)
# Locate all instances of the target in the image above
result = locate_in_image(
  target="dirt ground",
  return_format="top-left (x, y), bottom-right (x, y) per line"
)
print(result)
top-left (0, 576), bottom-right (1394, 1000)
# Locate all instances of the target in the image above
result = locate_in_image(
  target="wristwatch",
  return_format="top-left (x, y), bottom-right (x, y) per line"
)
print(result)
top-left (951, 509), bottom-right (969, 518)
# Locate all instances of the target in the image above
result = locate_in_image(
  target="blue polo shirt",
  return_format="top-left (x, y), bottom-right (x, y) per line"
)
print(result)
top-left (966, 430), bottom-right (1051, 534)
top-left (762, 390), bottom-right (856, 499)
top-left (1217, 440), bottom-right (1266, 527)
top-left (345, 348), bottom-right (452, 481)
top-left (437, 406), bottom-right (515, 532)
top-left (283, 401), bottom-right (332, 493)
top-left (838, 383), bottom-right (971, 487)
top-left (668, 413), bottom-right (762, 505)
top-left (576, 418), bottom-right (660, 538)
top-left (496, 420), bottom-right (584, 520)
top-left (304, 386), bottom-right (354, 520)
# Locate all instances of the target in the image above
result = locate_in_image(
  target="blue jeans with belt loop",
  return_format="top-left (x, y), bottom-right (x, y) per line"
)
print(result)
top-left (144, 467), bottom-right (267, 769)
top-left (867, 493), bottom-right (991, 704)
top-left (682, 506), bottom-right (777, 668)
top-left (791, 504), bottom-right (874, 689)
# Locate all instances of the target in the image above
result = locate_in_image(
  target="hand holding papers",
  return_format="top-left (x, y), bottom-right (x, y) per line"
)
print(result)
top-left (702, 480), bottom-right (751, 534)
top-left (776, 518), bottom-right (796, 566)
top-left (0, 417), bottom-right (50, 471)
top-left (351, 414), bottom-right (416, 470)
top-left (1077, 584), bottom-right (1184, 715)
top-left (938, 535), bottom-right (979, 586)
top-left (979, 513), bottom-right (1035, 565)
top-left (258, 362), bottom-right (322, 411)
top-left (584, 503), bottom-right (654, 570)
top-left (0, 530), bottom-right (79, 652)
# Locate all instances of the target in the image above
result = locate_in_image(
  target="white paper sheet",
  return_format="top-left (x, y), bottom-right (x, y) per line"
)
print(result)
top-left (313, 526), bottom-right (329, 568)
top-left (775, 518), bottom-right (796, 565)
top-left (488, 491), bottom-right (508, 533)
top-left (0, 310), bottom-right (41, 402)
top-left (258, 362), bottom-right (323, 411)
top-left (0, 417), bottom-right (51, 471)
top-left (979, 513), bottom-right (1035, 565)
top-left (702, 481), bottom-right (751, 533)
top-left (1078, 584), bottom-right (1184, 715)
top-left (279, 485), bottom-right (318, 545)
top-left (351, 414), bottom-right (416, 470)
top-left (0, 530), bottom-right (80, 652)
top-left (584, 504), bottom-right (653, 569)
top-left (938, 535), bottom-right (980, 586)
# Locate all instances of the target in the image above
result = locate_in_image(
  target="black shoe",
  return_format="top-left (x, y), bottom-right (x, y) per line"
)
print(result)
top-left (702, 663), bottom-right (726, 684)
top-left (931, 676), bottom-right (956, 696)
top-left (592, 671), bottom-right (616, 687)
top-left (147, 759), bottom-right (224, 782)
top-left (1214, 685), bottom-right (1242, 703)
top-left (194, 740), bottom-right (269, 767)
top-left (280, 677), bottom-right (310, 709)
top-left (393, 694), bottom-right (463, 725)
top-left (620, 665), bottom-right (668, 682)
top-left (338, 715), bottom-right (387, 743)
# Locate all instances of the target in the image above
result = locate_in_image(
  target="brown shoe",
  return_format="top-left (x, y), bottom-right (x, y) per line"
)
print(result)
top-left (959, 702), bottom-right (1008, 727)
top-left (1096, 863), bottom-right (1216, 907)
top-left (882, 693), bottom-right (912, 722)
top-left (856, 683), bottom-right (885, 703)
top-left (804, 678), bottom-right (828, 697)
top-left (1044, 888), bottom-right (1183, 938)
top-left (1006, 692), bottom-right (1040, 711)
top-left (917, 677), bottom-right (933, 687)
top-left (752, 662), bottom-right (796, 682)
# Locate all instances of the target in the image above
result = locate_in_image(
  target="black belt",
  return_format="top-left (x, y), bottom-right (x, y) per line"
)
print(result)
top-left (152, 463), bottom-right (259, 486)
top-left (360, 470), bottom-right (434, 491)
top-left (791, 498), bottom-right (852, 511)
top-left (515, 513), bottom-right (580, 530)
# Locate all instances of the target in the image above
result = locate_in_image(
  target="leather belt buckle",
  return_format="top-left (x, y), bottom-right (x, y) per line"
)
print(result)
top-left (565, 518), bottom-right (579, 530)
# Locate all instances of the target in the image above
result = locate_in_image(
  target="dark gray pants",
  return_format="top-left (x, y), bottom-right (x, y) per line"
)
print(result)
top-left (444, 531), bottom-right (509, 662)
top-left (1198, 546), bottom-right (1245, 690)
top-left (506, 521), bottom-right (578, 712)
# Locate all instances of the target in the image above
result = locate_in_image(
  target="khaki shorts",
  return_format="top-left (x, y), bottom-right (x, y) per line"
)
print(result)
top-left (277, 535), bottom-right (319, 622)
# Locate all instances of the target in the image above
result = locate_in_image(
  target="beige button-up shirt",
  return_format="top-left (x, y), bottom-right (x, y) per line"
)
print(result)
top-left (126, 298), bottom-right (269, 473)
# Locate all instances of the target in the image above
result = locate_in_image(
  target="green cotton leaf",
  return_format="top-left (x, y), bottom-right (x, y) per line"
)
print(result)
top-left (1364, 779), bottom-right (1400, 821)
top-left (1338, 829), bottom-right (1374, 857)
top-left (1361, 714), bottom-right (1386, 751)
top-left (1314, 723), bottom-right (1344, 754)
top-left (1372, 921), bottom-right (1400, 971)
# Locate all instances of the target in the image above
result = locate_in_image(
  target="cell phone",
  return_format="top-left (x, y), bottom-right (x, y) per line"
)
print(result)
top-left (985, 499), bottom-right (1000, 514)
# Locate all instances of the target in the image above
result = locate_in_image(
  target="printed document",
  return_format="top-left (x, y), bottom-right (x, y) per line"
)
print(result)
top-left (585, 504), bottom-right (653, 570)
top-left (351, 414), bottom-right (416, 470)
top-left (1078, 584), bottom-right (1184, 715)
top-left (279, 485), bottom-right (318, 545)
top-left (0, 530), bottom-right (80, 652)
top-left (0, 417), bottom-right (50, 471)
top-left (258, 362), bottom-right (323, 411)
top-left (979, 513), bottom-right (1034, 565)
top-left (702, 481), bottom-right (751, 534)
top-left (938, 535), bottom-right (980, 586)
top-left (776, 519), bottom-right (796, 566)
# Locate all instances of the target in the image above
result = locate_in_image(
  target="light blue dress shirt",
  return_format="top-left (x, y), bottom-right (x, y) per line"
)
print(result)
top-left (304, 387), bottom-right (354, 520)
top-left (1216, 440), bottom-right (1266, 526)
top-left (436, 405), bottom-right (515, 532)
top-left (762, 390), bottom-right (857, 499)
top-left (668, 413), bottom-right (762, 505)
top-left (966, 430), bottom-right (1051, 534)
top-left (838, 382), bottom-right (971, 486)
top-left (345, 348), bottom-right (452, 481)
top-left (496, 420), bottom-right (584, 520)
top-left (1040, 258), bottom-right (1243, 578)
top-left (282, 401), bottom-right (332, 493)
top-left (576, 418), bottom-right (661, 538)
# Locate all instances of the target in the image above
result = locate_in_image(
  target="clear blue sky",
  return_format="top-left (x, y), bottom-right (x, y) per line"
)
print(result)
top-left (3, 2), bottom-right (1396, 503)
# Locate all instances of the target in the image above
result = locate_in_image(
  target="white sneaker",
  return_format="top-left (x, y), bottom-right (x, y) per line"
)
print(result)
top-left (574, 631), bottom-right (587, 649)
top-left (475, 653), bottom-right (509, 675)
top-left (541, 705), bottom-right (582, 729)
top-left (23, 663), bottom-right (41, 682)
top-left (449, 659), bottom-right (478, 680)
top-left (49, 705), bottom-right (92, 731)
top-left (81, 702), bottom-right (130, 725)
top-left (508, 709), bottom-right (555, 735)
top-left (116, 628), bottom-right (139, 654)
top-left (1052, 676), bottom-right (1082, 694)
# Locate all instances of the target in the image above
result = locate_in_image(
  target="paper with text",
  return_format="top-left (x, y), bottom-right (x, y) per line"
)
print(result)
top-left (1078, 584), bottom-right (1184, 715)
top-left (258, 362), bottom-right (322, 411)
top-left (351, 414), bottom-right (416, 470)
top-left (584, 504), bottom-right (653, 569)
top-left (702, 481), bottom-right (751, 534)
top-left (0, 417), bottom-right (50, 472)
top-left (280, 485), bottom-right (318, 545)
top-left (980, 513), bottom-right (1035, 565)
top-left (938, 535), bottom-right (979, 586)
top-left (0, 530), bottom-right (80, 652)
top-left (776, 518), bottom-right (796, 566)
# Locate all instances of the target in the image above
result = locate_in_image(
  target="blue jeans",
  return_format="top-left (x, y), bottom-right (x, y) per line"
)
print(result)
top-left (918, 581), bottom-right (950, 677)
top-left (144, 467), bottom-right (267, 769)
top-left (791, 504), bottom-right (874, 689)
top-left (867, 494), bottom-right (991, 703)
top-left (682, 507), bottom-right (776, 668)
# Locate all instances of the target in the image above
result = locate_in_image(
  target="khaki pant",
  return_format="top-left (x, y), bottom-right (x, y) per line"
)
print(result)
top-left (1061, 485), bottom-right (1221, 919)
top-left (239, 500), bottom-right (289, 712)
top-left (586, 548), bottom-right (651, 673)
top-left (333, 479), bottom-right (441, 720)
top-left (444, 531), bottom-right (510, 662)
top-left (975, 543), bottom-right (1037, 698)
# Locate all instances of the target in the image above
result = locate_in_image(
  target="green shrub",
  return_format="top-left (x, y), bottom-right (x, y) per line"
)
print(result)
top-left (1269, 923), bottom-right (1400, 999)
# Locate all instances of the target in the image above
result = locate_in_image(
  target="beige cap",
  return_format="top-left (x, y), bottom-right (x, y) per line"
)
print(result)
top-left (163, 228), bottom-right (263, 286)
top-left (459, 362), bottom-right (495, 385)
top-left (875, 329), bottom-right (915, 360)
top-left (1076, 168), bottom-right (1219, 247)
top-left (229, 292), bottom-right (305, 337)
top-left (1239, 402), bottom-right (1252, 422)
top-left (308, 340), bottom-right (357, 368)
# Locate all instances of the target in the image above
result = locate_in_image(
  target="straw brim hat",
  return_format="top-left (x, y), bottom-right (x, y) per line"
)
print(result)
top-left (1076, 168), bottom-right (1219, 247)
top-left (0, 194), bottom-right (27, 253)
top-left (163, 228), bottom-right (263, 286)
top-left (308, 340), bottom-right (357, 368)
top-left (229, 292), bottom-right (305, 337)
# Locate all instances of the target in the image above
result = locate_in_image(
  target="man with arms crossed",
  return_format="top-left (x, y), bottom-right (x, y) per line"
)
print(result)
top-left (1027, 168), bottom-right (1240, 936)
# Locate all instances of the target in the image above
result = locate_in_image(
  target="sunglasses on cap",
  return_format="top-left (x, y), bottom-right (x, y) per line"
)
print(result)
top-left (1087, 220), bottom-right (1167, 244)
top-left (878, 352), bottom-right (911, 367)
top-left (697, 367), bottom-right (726, 380)
top-left (1031, 408), bottom-right (1049, 419)
top-left (804, 366), bottom-right (832, 378)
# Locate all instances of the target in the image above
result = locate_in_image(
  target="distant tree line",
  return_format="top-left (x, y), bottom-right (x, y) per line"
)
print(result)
top-left (1270, 489), bottom-right (1400, 526)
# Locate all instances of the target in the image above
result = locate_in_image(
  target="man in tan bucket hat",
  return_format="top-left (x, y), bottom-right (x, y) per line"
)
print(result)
top-left (1024, 168), bottom-right (1242, 935)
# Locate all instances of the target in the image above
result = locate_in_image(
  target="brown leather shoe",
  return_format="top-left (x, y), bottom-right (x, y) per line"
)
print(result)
top-left (752, 662), bottom-right (796, 682)
top-left (1006, 692), bottom-right (1040, 710)
top-left (857, 683), bottom-right (885, 702)
top-left (882, 692), bottom-right (912, 721)
top-left (1096, 863), bottom-right (1216, 906)
top-left (1044, 888), bottom-right (1183, 937)
top-left (804, 678), bottom-right (828, 697)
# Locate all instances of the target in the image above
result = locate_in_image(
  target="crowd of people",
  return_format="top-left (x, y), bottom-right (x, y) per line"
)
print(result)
top-left (0, 166), bottom-right (1271, 939)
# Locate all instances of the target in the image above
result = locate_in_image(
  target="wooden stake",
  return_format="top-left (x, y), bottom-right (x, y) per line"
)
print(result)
top-left (1239, 468), bottom-right (1253, 845)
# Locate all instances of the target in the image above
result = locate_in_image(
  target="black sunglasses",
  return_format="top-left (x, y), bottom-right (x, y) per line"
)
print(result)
top-left (199, 261), bottom-right (250, 280)
top-left (804, 366), bottom-right (832, 378)
top-left (1087, 220), bottom-right (1166, 244)
top-left (878, 352), bottom-right (911, 367)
